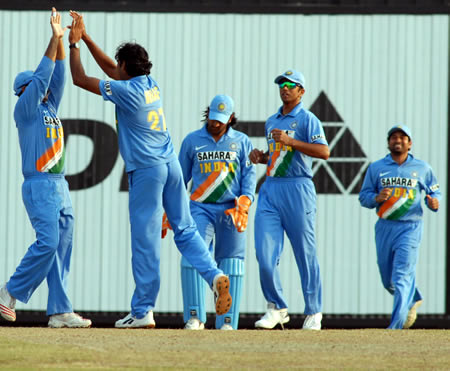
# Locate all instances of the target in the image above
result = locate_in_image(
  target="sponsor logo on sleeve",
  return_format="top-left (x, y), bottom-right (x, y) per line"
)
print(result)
top-left (105, 81), bottom-right (112, 96)
top-left (430, 184), bottom-right (440, 192)
top-left (311, 134), bottom-right (325, 141)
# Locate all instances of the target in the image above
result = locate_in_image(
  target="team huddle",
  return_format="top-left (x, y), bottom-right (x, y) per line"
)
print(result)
top-left (0, 8), bottom-right (441, 331)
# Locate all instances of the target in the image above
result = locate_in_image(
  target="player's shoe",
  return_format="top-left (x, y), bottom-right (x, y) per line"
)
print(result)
top-left (255, 303), bottom-right (289, 329)
top-left (212, 274), bottom-right (232, 315)
top-left (48, 313), bottom-right (92, 328)
top-left (302, 312), bottom-right (322, 330)
top-left (115, 311), bottom-right (155, 329)
top-left (220, 324), bottom-right (234, 331)
top-left (0, 285), bottom-right (16, 322)
top-left (184, 317), bottom-right (205, 330)
top-left (403, 300), bottom-right (423, 329)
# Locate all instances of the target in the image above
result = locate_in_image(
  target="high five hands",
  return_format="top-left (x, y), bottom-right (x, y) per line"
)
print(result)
top-left (50, 7), bottom-right (67, 39)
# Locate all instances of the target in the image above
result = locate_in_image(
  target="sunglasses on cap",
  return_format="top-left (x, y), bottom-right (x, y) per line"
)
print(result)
top-left (278, 81), bottom-right (300, 89)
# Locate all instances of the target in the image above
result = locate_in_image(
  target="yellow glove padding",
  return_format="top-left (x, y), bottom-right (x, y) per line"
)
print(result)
top-left (224, 195), bottom-right (251, 233)
top-left (161, 212), bottom-right (172, 239)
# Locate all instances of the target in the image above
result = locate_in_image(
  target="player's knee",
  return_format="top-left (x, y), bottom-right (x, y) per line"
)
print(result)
top-left (36, 236), bottom-right (60, 253)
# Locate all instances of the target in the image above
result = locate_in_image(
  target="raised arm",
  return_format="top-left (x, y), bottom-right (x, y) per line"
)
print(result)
top-left (69, 11), bottom-right (120, 80)
top-left (45, 7), bottom-right (66, 62)
top-left (68, 11), bottom-right (101, 95)
top-left (47, 17), bottom-right (67, 111)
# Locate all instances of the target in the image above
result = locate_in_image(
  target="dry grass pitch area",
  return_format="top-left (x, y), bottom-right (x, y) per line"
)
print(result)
top-left (0, 327), bottom-right (449, 369)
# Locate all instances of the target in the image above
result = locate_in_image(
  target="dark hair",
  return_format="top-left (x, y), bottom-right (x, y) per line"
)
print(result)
top-left (202, 107), bottom-right (237, 127)
top-left (115, 42), bottom-right (152, 77)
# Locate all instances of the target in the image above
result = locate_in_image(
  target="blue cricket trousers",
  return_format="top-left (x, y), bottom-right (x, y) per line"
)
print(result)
top-left (375, 218), bottom-right (423, 329)
top-left (254, 176), bottom-right (322, 314)
top-left (7, 174), bottom-right (74, 316)
top-left (128, 159), bottom-right (222, 318)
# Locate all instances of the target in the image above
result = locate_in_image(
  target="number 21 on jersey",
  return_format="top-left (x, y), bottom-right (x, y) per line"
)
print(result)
top-left (147, 107), bottom-right (167, 131)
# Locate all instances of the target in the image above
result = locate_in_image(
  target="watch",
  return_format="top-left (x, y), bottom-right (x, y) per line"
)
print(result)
top-left (69, 42), bottom-right (80, 49)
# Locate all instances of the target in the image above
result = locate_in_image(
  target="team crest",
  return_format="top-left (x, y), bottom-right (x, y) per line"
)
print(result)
top-left (229, 142), bottom-right (237, 150)
top-left (290, 121), bottom-right (298, 129)
top-left (218, 103), bottom-right (226, 111)
top-left (285, 70), bottom-right (293, 76)
top-left (411, 171), bottom-right (418, 177)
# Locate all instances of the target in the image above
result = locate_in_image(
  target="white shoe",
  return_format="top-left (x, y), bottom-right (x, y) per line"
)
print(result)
top-left (220, 324), bottom-right (234, 331)
top-left (403, 300), bottom-right (423, 329)
top-left (303, 312), bottom-right (322, 330)
top-left (48, 312), bottom-right (92, 328)
top-left (0, 285), bottom-right (16, 322)
top-left (115, 312), bottom-right (155, 329)
top-left (184, 317), bottom-right (204, 330)
top-left (212, 274), bottom-right (232, 315)
top-left (255, 303), bottom-right (289, 329)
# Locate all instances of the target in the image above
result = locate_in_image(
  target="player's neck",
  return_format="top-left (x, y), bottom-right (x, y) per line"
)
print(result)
top-left (282, 99), bottom-right (300, 115)
top-left (391, 152), bottom-right (409, 165)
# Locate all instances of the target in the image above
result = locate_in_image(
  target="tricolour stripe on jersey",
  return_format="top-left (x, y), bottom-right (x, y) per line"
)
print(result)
top-left (377, 189), bottom-right (417, 220)
top-left (35, 136), bottom-right (64, 173)
top-left (266, 150), bottom-right (295, 177)
top-left (191, 170), bottom-right (236, 203)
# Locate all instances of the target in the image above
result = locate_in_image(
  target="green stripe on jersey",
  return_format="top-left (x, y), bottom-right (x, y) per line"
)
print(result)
top-left (203, 171), bottom-right (236, 203)
top-left (48, 147), bottom-right (65, 174)
top-left (273, 151), bottom-right (295, 177)
top-left (386, 189), bottom-right (417, 220)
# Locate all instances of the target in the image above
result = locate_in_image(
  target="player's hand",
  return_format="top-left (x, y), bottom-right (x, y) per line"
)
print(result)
top-left (375, 188), bottom-right (392, 203)
top-left (68, 10), bottom-right (85, 43)
top-left (250, 149), bottom-right (267, 164)
top-left (161, 212), bottom-right (172, 239)
top-left (50, 7), bottom-right (66, 39)
top-left (225, 195), bottom-right (251, 233)
top-left (426, 195), bottom-right (439, 210)
top-left (271, 129), bottom-right (291, 146)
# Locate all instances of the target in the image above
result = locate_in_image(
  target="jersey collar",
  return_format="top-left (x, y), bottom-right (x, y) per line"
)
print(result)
top-left (385, 153), bottom-right (414, 164)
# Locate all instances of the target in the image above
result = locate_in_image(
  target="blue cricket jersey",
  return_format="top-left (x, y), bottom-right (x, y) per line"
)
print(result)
top-left (265, 102), bottom-right (327, 178)
top-left (14, 56), bottom-right (66, 177)
top-left (99, 75), bottom-right (176, 172)
top-left (178, 125), bottom-right (256, 203)
top-left (359, 154), bottom-right (441, 221)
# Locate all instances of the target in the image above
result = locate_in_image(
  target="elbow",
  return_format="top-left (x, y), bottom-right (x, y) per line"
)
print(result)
top-left (72, 75), bottom-right (86, 89)
top-left (321, 148), bottom-right (330, 160)
top-left (73, 79), bottom-right (84, 89)
top-left (72, 77), bottom-right (81, 87)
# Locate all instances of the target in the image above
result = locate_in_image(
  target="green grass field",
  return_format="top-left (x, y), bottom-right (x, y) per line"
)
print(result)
top-left (1, 327), bottom-right (449, 369)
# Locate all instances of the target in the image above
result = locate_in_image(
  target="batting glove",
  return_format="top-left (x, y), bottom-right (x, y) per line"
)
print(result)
top-left (224, 195), bottom-right (251, 232)
top-left (161, 212), bottom-right (172, 239)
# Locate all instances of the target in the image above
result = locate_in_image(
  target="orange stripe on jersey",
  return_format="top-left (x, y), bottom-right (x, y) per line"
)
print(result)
top-left (377, 194), bottom-right (401, 218)
top-left (266, 150), bottom-right (281, 176)
top-left (190, 170), bottom-right (222, 201)
top-left (35, 137), bottom-right (63, 172)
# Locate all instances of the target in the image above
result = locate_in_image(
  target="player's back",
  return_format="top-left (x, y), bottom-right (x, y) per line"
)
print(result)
top-left (100, 75), bottom-right (176, 172)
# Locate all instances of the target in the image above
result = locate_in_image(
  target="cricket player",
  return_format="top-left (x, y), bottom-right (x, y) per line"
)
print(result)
top-left (176, 95), bottom-right (256, 330)
top-left (250, 70), bottom-right (329, 330)
top-left (359, 125), bottom-right (441, 329)
top-left (67, 12), bottom-right (231, 328)
top-left (0, 8), bottom-right (91, 328)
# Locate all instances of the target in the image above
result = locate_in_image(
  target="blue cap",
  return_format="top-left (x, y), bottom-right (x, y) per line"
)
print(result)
top-left (274, 69), bottom-right (306, 89)
top-left (387, 124), bottom-right (412, 140)
top-left (14, 70), bottom-right (34, 96)
top-left (208, 94), bottom-right (234, 124)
